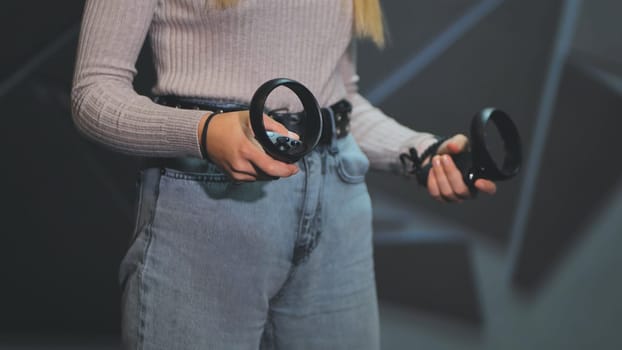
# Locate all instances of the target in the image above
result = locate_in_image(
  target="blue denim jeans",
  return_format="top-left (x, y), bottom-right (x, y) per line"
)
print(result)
top-left (119, 135), bottom-right (379, 349)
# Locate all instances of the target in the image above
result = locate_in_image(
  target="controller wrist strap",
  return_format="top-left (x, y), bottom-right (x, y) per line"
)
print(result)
top-left (399, 136), bottom-right (448, 186)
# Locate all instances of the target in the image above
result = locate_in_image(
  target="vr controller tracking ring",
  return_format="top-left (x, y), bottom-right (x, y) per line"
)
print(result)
top-left (470, 108), bottom-right (522, 181)
top-left (250, 78), bottom-right (323, 163)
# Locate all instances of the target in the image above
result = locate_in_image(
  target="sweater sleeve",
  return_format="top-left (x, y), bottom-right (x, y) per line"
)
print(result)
top-left (338, 42), bottom-right (439, 174)
top-left (71, 0), bottom-right (206, 158)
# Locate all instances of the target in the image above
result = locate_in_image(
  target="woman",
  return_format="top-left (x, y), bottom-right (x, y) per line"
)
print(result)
top-left (71, 0), bottom-right (496, 349)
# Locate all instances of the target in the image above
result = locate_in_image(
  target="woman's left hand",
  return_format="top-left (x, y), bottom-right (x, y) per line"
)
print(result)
top-left (425, 134), bottom-right (497, 203)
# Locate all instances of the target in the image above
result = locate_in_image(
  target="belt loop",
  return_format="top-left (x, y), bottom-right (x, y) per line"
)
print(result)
top-left (323, 107), bottom-right (339, 155)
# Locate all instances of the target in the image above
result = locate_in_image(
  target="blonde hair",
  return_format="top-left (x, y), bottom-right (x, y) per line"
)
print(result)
top-left (212, 0), bottom-right (385, 47)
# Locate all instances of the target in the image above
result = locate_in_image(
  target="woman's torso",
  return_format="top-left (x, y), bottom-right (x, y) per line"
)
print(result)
top-left (150, 0), bottom-right (354, 109)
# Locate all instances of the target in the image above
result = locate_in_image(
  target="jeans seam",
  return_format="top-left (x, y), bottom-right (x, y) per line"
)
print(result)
top-left (270, 265), bottom-right (298, 305)
top-left (293, 156), bottom-right (311, 265)
top-left (135, 174), bottom-right (161, 350)
top-left (308, 158), bottom-right (327, 257)
top-left (261, 263), bottom-right (296, 349)
top-left (262, 306), bottom-right (278, 350)
top-left (294, 153), bottom-right (327, 264)
top-left (129, 172), bottom-right (145, 244)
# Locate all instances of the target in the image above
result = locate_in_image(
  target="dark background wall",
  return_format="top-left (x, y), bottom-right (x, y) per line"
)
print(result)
top-left (1, 0), bottom-right (621, 349)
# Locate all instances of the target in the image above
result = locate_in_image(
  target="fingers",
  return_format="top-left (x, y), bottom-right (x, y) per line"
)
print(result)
top-left (224, 147), bottom-right (299, 181)
top-left (427, 155), bottom-right (498, 202)
top-left (244, 144), bottom-right (299, 178)
top-left (440, 155), bottom-right (470, 199)
top-left (223, 152), bottom-right (299, 182)
top-left (229, 172), bottom-right (257, 183)
top-left (427, 167), bottom-right (442, 202)
top-left (438, 134), bottom-right (469, 155)
top-left (431, 156), bottom-right (461, 202)
top-left (427, 154), bottom-right (476, 203)
top-left (244, 116), bottom-right (299, 177)
top-left (475, 179), bottom-right (497, 195)
top-left (263, 115), bottom-right (300, 140)
top-left (224, 159), bottom-right (258, 182)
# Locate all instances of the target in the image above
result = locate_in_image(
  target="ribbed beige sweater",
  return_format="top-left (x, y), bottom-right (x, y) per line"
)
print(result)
top-left (71, 0), bottom-right (437, 172)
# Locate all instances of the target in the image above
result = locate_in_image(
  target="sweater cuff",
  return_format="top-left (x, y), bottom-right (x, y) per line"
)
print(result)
top-left (390, 132), bottom-right (439, 174)
top-left (164, 108), bottom-right (208, 158)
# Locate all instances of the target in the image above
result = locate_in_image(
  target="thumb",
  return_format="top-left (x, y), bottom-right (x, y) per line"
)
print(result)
top-left (263, 115), bottom-right (300, 140)
top-left (438, 134), bottom-right (468, 155)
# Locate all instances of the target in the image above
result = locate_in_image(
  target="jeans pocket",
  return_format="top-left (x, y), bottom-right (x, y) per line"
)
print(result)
top-left (336, 135), bottom-right (370, 184)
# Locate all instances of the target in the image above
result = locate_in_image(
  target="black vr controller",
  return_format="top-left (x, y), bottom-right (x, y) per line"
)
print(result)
top-left (416, 108), bottom-right (523, 193)
top-left (250, 78), bottom-right (323, 163)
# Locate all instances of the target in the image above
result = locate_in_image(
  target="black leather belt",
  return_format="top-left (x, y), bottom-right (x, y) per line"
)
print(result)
top-left (153, 95), bottom-right (351, 145)
top-left (270, 99), bottom-right (351, 145)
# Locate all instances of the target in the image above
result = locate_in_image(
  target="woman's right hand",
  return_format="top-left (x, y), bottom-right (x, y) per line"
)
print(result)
top-left (425, 134), bottom-right (497, 202)
top-left (198, 110), bottom-right (299, 182)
